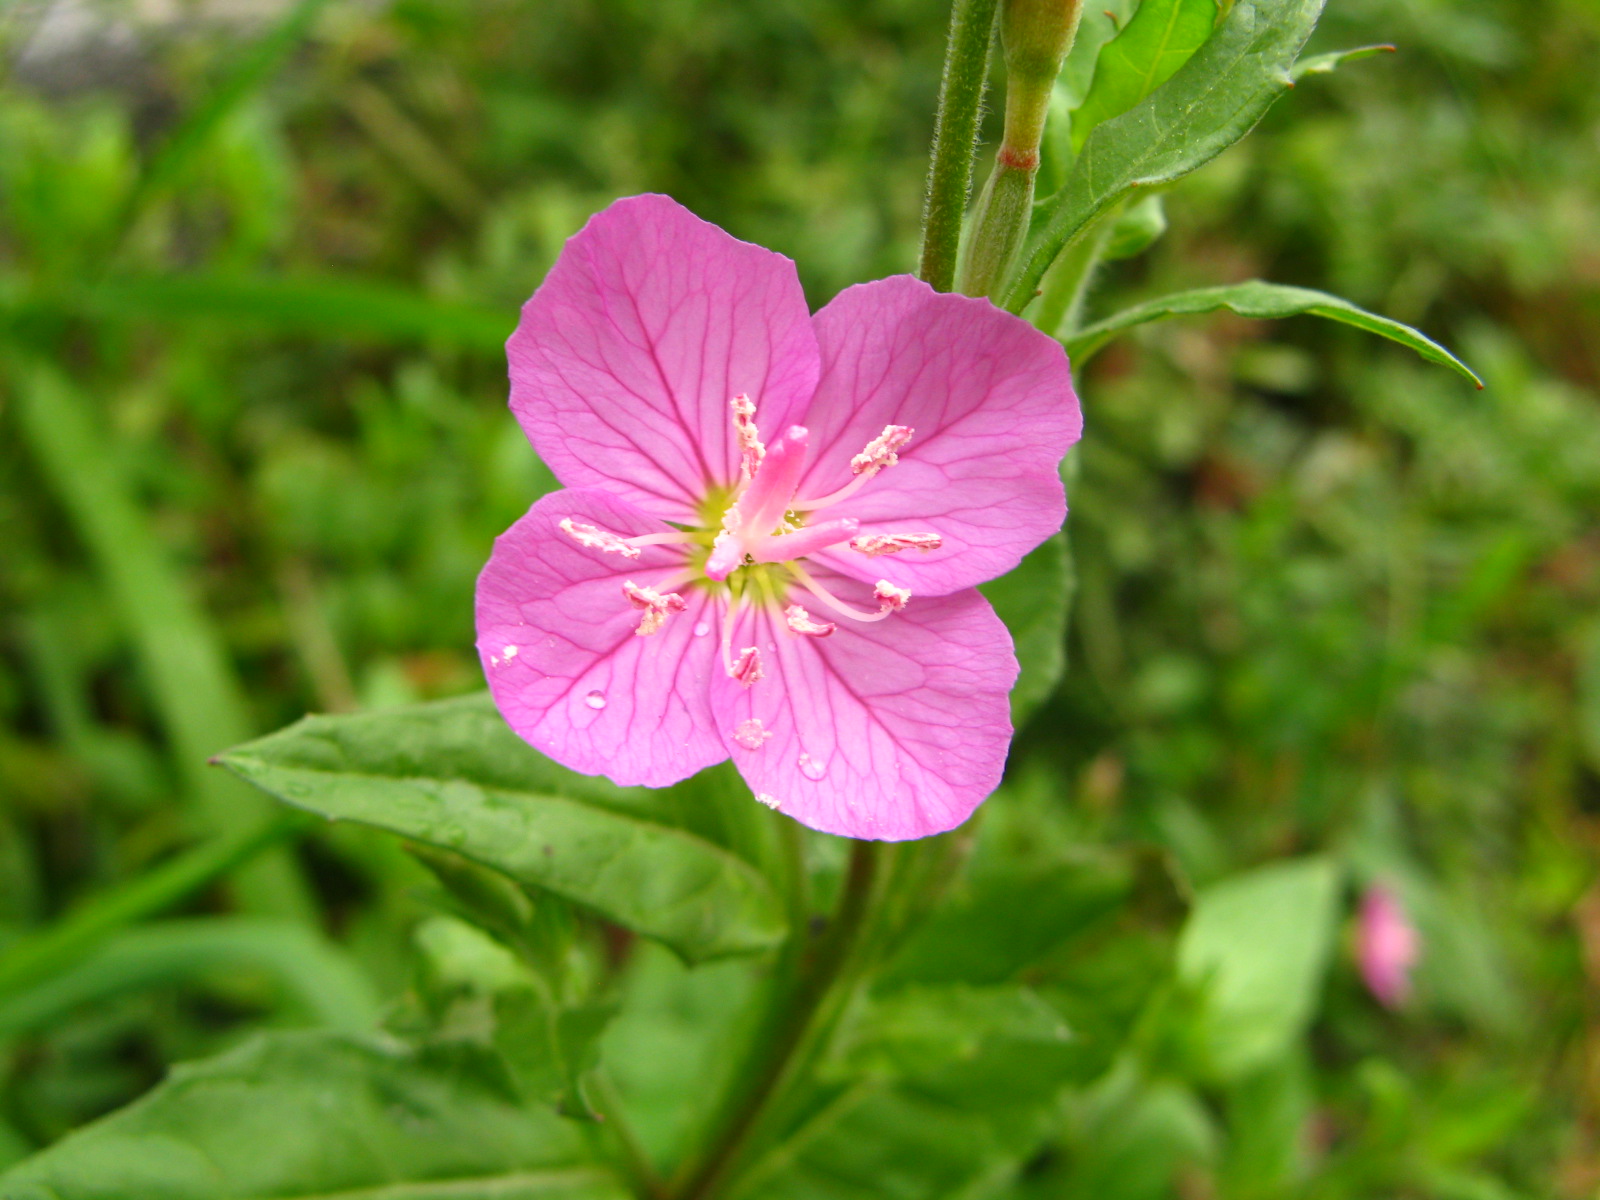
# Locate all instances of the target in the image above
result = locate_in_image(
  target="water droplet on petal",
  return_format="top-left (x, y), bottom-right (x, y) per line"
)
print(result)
top-left (798, 752), bottom-right (826, 781)
top-left (756, 792), bottom-right (781, 810)
top-left (693, 621), bottom-right (711, 638)
top-left (584, 690), bottom-right (607, 710)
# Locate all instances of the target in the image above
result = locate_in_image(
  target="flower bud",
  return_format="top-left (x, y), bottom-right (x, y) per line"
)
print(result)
top-left (957, 0), bottom-right (1084, 299)
top-left (1355, 884), bottom-right (1419, 1008)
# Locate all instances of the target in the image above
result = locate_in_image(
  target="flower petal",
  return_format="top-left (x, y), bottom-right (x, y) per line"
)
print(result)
top-left (477, 487), bottom-right (726, 787)
top-left (711, 573), bottom-right (1017, 840)
top-left (799, 275), bottom-right (1081, 594)
top-left (508, 195), bottom-right (820, 522)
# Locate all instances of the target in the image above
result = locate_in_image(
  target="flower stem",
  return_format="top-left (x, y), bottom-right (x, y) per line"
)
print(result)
top-left (665, 839), bottom-right (885, 1200)
top-left (918, 0), bottom-right (1001, 293)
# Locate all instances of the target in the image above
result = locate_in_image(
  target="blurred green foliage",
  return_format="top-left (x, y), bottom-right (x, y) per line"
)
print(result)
top-left (0, 0), bottom-right (1597, 1195)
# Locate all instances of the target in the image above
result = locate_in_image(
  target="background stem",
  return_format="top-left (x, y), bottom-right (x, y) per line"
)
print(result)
top-left (918, 0), bottom-right (1001, 292)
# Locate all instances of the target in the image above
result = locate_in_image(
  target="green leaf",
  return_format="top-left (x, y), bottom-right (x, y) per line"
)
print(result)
top-left (1102, 194), bottom-right (1168, 261)
top-left (981, 532), bottom-right (1073, 725)
top-left (1003, 0), bottom-right (1326, 312)
top-left (0, 1032), bottom-right (626, 1200)
top-left (71, 273), bottom-right (510, 351)
top-left (1176, 857), bottom-right (1341, 1080)
top-left (1291, 42), bottom-right (1396, 80)
top-left (1070, 0), bottom-right (1218, 153)
top-left (0, 918), bottom-right (380, 1039)
top-left (217, 695), bottom-right (788, 964)
top-left (882, 849), bottom-right (1133, 987)
top-left (1062, 280), bottom-right (1483, 385)
top-left (734, 984), bottom-right (1093, 1199)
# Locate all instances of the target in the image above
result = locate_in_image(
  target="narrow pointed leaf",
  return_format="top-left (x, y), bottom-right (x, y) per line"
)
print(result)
top-left (1062, 280), bottom-right (1482, 385)
top-left (1291, 43), bottom-right (1396, 79)
top-left (217, 696), bottom-right (788, 963)
top-left (1002, 0), bottom-right (1326, 312)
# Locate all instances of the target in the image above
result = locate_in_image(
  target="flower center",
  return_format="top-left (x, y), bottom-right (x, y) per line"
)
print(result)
top-left (555, 394), bottom-right (947, 687)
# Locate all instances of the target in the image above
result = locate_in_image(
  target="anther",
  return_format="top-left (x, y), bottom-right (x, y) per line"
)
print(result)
top-left (622, 580), bottom-right (687, 636)
top-left (732, 393), bottom-right (765, 480)
top-left (729, 646), bottom-right (764, 687)
top-left (849, 532), bottom-right (943, 557)
top-left (561, 518), bottom-right (642, 558)
top-left (850, 425), bottom-right (914, 477)
top-left (783, 604), bottom-right (836, 638)
top-left (732, 718), bottom-right (771, 750)
top-left (873, 580), bottom-right (911, 613)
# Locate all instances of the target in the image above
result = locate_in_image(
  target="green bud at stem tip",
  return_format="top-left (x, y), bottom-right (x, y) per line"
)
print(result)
top-left (956, 0), bottom-right (1081, 300)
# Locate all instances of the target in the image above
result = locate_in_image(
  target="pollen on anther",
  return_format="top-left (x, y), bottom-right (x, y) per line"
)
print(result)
top-left (729, 646), bottom-right (763, 686)
top-left (783, 604), bottom-right (836, 638)
top-left (732, 393), bottom-right (765, 479)
top-left (561, 518), bottom-right (641, 558)
top-left (873, 580), bottom-right (911, 613)
top-left (849, 532), bottom-right (942, 557)
top-left (850, 425), bottom-right (914, 477)
top-left (622, 579), bottom-right (687, 636)
top-left (732, 718), bottom-right (771, 750)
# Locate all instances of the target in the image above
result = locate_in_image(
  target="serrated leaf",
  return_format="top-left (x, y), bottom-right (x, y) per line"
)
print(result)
top-left (1070, 0), bottom-right (1218, 152)
top-left (217, 696), bottom-right (788, 964)
top-left (1291, 42), bottom-right (1396, 79)
top-left (0, 1032), bottom-right (626, 1200)
top-left (1003, 0), bottom-right (1326, 312)
top-left (980, 533), bottom-right (1073, 725)
top-left (1177, 857), bottom-right (1341, 1080)
top-left (1062, 280), bottom-right (1482, 385)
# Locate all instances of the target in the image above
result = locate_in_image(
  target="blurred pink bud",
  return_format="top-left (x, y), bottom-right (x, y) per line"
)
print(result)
top-left (1356, 885), bottom-right (1419, 1008)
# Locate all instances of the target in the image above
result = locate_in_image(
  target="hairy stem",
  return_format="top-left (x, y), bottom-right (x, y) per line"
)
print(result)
top-left (918, 0), bottom-right (1001, 292)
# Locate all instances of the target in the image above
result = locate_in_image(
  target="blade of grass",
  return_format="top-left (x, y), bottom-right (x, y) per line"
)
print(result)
top-left (10, 362), bottom-right (315, 920)
top-left (115, 0), bottom-right (330, 249)
top-left (0, 917), bottom-right (380, 1038)
top-left (0, 814), bottom-right (307, 1002)
top-left (74, 272), bottom-right (511, 350)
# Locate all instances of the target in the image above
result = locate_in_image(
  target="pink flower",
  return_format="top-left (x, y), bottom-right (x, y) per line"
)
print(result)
top-left (476, 195), bottom-right (1080, 840)
top-left (1356, 884), bottom-right (1419, 1008)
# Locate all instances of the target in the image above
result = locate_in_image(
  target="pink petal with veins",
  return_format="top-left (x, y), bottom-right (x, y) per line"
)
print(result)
top-left (798, 276), bottom-right (1081, 595)
top-left (508, 195), bottom-right (820, 523)
top-left (710, 569), bottom-right (1017, 840)
top-left (476, 487), bottom-right (726, 787)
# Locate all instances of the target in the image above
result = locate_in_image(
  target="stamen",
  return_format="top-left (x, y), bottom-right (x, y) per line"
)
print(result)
top-left (732, 393), bottom-right (764, 481)
top-left (851, 425), bottom-right (914, 477)
top-left (873, 580), bottom-right (911, 612)
top-left (784, 604), bottom-right (836, 638)
top-left (731, 718), bottom-right (771, 750)
top-left (625, 531), bottom-right (698, 549)
top-left (849, 532), bottom-right (943, 557)
top-left (785, 561), bottom-right (900, 623)
top-left (791, 425), bottom-right (915, 513)
top-left (561, 518), bottom-right (641, 558)
top-left (729, 646), bottom-right (763, 686)
top-left (622, 579), bottom-right (687, 636)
